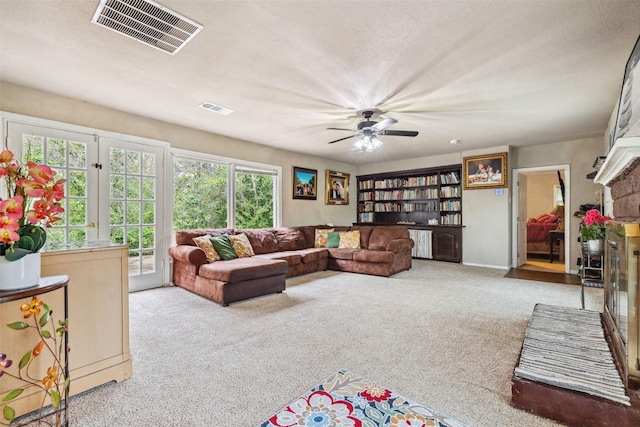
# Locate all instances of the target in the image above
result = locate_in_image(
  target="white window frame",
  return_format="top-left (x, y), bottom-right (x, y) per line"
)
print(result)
top-left (170, 148), bottom-right (282, 231)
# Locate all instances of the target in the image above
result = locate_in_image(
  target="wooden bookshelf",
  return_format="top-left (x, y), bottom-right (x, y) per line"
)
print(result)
top-left (356, 164), bottom-right (462, 262)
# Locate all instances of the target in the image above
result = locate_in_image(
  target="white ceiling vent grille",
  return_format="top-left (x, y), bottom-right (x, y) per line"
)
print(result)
top-left (199, 102), bottom-right (234, 116)
top-left (92, 0), bottom-right (203, 55)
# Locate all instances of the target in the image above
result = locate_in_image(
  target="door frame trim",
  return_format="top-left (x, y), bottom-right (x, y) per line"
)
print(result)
top-left (511, 164), bottom-right (571, 272)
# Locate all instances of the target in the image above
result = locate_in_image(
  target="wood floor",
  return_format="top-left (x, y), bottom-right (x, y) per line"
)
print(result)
top-left (504, 267), bottom-right (580, 286)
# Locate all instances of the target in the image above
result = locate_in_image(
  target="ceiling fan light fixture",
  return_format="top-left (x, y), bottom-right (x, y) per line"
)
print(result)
top-left (355, 135), bottom-right (382, 152)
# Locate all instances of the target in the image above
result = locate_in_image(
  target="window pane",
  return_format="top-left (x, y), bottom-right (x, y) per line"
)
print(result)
top-left (69, 171), bottom-right (86, 197)
top-left (69, 199), bottom-right (87, 225)
top-left (142, 202), bottom-right (155, 224)
top-left (110, 226), bottom-right (124, 244)
top-left (142, 153), bottom-right (155, 176)
top-left (173, 158), bottom-right (228, 229)
top-left (127, 227), bottom-right (140, 250)
top-left (23, 135), bottom-right (44, 163)
top-left (69, 228), bottom-right (86, 241)
top-left (47, 228), bottom-right (65, 244)
top-left (142, 226), bottom-right (155, 249)
top-left (110, 148), bottom-right (125, 173)
top-left (127, 151), bottom-right (140, 174)
top-left (127, 176), bottom-right (140, 199)
top-left (111, 175), bottom-right (125, 199)
top-left (69, 142), bottom-right (87, 168)
top-left (235, 172), bottom-right (275, 229)
top-left (47, 138), bottom-right (67, 167)
top-left (142, 177), bottom-right (155, 200)
top-left (110, 201), bottom-right (125, 225)
top-left (127, 202), bottom-right (141, 225)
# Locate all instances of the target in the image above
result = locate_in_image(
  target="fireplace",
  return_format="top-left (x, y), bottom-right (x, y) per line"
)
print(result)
top-left (603, 222), bottom-right (640, 389)
top-left (595, 137), bottom-right (640, 391)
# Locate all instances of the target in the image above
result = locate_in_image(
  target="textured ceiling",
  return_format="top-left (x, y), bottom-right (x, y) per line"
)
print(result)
top-left (1, 1), bottom-right (639, 165)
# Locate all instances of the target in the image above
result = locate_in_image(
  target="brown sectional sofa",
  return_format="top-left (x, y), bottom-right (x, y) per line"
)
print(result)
top-left (168, 225), bottom-right (413, 306)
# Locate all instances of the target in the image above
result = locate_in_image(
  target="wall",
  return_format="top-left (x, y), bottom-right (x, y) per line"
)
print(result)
top-left (512, 137), bottom-right (605, 271)
top-left (526, 173), bottom-right (562, 219)
top-left (358, 145), bottom-right (511, 269)
top-left (0, 81), bottom-right (357, 227)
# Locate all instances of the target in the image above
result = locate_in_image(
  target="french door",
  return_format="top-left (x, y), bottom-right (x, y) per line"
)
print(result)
top-left (7, 121), bottom-right (166, 291)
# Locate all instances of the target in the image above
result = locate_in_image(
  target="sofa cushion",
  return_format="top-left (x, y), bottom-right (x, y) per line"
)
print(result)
top-left (353, 249), bottom-right (393, 264)
top-left (176, 228), bottom-right (234, 246)
top-left (210, 235), bottom-right (239, 260)
top-left (255, 252), bottom-right (302, 266)
top-left (338, 230), bottom-right (361, 249)
top-left (228, 233), bottom-right (255, 258)
top-left (274, 227), bottom-right (306, 251)
top-left (192, 234), bottom-right (221, 262)
top-left (292, 248), bottom-right (328, 264)
top-left (198, 257), bottom-right (288, 283)
top-left (314, 228), bottom-right (334, 247)
top-left (326, 231), bottom-right (340, 248)
top-left (326, 248), bottom-right (357, 260)
top-left (351, 225), bottom-right (374, 249)
top-left (368, 226), bottom-right (410, 251)
top-left (295, 226), bottom-right (317, 249)
top-left (241, 229), bottom-right (279, 254)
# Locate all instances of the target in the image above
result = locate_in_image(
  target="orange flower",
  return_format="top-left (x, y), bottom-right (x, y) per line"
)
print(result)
top-left (42, 366), bottom-right (58, 389)
top-left (33, 340), bottom-right (45, 357)
top-left (20, 296), bottom-right (43, 319)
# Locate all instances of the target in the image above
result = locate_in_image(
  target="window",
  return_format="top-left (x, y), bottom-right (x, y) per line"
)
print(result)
top-left (172, 151), bottom-right (280, 232)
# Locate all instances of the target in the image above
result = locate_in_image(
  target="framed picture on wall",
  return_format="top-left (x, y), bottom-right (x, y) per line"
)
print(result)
top-left (292, 166), bottom-right (317, 200)
top-left (614, 35), bottom-right (640, 140)
top-left (325, 170), bottom-right (349, 205)
top-left (463, 152), bottom-right (508, 190)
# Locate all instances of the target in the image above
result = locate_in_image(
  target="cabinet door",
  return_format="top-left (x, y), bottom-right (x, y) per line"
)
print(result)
top-left (433, 228), bottom-right (462, 262)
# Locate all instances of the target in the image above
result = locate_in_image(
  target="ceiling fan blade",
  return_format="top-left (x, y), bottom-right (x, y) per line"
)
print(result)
top-left (379, 130), bottom-right (419, 137)
top-left (327, 127), bottom-right (357, 132)
top-left (371, 118), bottom-right (398, 131)
top-left (328, 134), bottom-right (359, 144)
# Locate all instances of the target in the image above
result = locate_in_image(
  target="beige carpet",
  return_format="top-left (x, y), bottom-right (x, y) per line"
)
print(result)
top-left (58, 260), bottom-right (603, 426)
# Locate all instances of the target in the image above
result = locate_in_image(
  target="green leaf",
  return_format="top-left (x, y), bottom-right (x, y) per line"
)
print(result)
top-left (39, 310), bottom-right (50, 327)
top-left (64, 377), bottom-right (70, 390)
top-left (50, 390), bottom-right (60, 408)
top-left (18, 351), bottom-right (31, 369)
top-left (41, 330), bottom-right (52, 338)
top-left (17, 235), bottom-right (35, 251)
top-left (7, 322), bottom-right (29, 330)
top-left (3, 405), bottom-right (15, 421)
top-left (4, 247), bottom-right (31, 261)
top-left (2, 389), bottom-right (23, 402)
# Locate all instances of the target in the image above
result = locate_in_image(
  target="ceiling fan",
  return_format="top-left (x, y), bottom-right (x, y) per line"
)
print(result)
top-left (327, 110), bottom-right (418, 152)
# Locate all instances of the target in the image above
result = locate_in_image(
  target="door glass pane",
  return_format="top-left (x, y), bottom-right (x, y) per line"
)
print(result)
top-left (110, 147), bottom-right (158, 279)
top-left (173, 158), bottom-right (228, 229)
top-left (235, 171), bottom-right (275, 229)
top-left (20, 132), bottom-right (91, 244)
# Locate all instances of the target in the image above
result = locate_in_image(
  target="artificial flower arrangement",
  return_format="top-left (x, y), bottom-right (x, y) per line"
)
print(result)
top-left (0, 296), bottom-right (69, 426)
top-left (0, 150), bottom-right (65, 261)
top-left (580, 209), bottom-right (611, 241)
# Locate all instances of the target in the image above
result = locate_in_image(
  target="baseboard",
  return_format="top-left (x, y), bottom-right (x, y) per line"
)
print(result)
top-left (462, 262), bottom-right (510, 270)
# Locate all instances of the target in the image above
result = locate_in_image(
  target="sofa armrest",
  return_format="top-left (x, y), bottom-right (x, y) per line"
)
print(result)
top-left (169, 245), bottom-right (208, 266)
top-left (386, 238), bottom-right (414, 253)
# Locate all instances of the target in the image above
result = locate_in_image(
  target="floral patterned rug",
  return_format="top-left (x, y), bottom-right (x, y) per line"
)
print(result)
top-left (260, 369), bottom-right (468, 427)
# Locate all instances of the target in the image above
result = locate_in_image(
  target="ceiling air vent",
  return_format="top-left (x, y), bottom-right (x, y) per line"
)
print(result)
top-left (199, 102), bottom-right (234, 116)
top-left (92, 0), bottom-right (203, 55)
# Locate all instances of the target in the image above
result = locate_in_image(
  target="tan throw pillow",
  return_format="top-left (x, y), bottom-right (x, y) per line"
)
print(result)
top-left (338, 230), bottom-right (361, 249)
top-left (314, 228), bottom-right (335, 248)
top-left (193, 234), bottom-right (221, 262)
top-left (228, 233), bottom-right (255, 258)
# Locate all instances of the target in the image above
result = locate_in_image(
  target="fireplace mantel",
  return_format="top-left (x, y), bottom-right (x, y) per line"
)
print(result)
top-left (595, 137), bottom-right (640, 185)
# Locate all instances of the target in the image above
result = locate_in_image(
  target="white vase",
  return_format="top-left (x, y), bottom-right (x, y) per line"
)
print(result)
top-left (0, 252), bottom-right (41, 291)
top-left (587, 239), bottom-right (604, 252)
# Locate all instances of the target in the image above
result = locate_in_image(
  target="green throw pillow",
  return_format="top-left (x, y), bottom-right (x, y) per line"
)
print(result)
top-left (210, 235), bottom-right (239, 260)
top-left (326, 231), bottom-right (340, 248)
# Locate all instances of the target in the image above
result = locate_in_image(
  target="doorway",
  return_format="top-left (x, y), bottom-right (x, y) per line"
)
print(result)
top-left (512, 165), bottom-right (570, 274)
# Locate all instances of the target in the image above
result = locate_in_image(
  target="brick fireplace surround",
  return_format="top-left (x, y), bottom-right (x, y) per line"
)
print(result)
top-left (609, 157), bottom-right (640, 219)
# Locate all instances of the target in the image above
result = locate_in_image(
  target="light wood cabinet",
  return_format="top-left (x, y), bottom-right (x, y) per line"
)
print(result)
top-left (0, 243), bottom-right (132, 417)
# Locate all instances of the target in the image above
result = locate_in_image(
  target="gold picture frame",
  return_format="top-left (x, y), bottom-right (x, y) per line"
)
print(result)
top-left (293, 166), bottom-right (317, 200)
top-left (463, 152), bottom-right (508, 190)
top-left (325, 170), bottom-right (349, 205)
